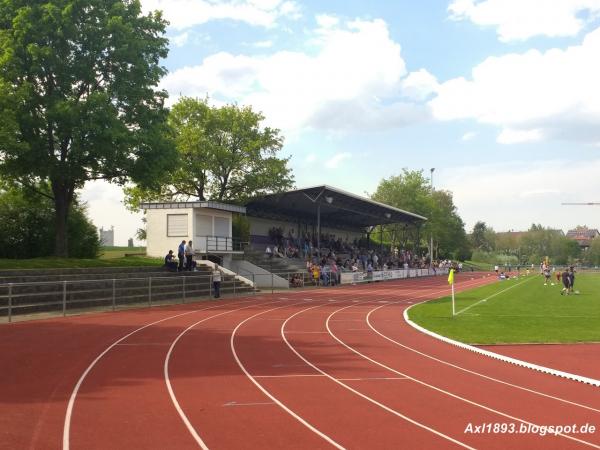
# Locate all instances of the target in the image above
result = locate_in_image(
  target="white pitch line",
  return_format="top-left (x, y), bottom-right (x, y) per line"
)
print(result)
top-left (454, 276), bottom-right (533, 316)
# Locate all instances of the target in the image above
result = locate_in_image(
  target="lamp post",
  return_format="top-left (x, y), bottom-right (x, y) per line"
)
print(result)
top-left (429, 168), bottom-right (435, 265)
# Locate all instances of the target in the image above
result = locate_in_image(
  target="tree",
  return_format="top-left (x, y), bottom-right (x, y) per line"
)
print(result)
top-left (125, 97), bottom-right (294, 209)
top-left (371, 169), bottom-right (470, 260)
top-left (471, 221), bottom-right (494, 251)
top-left (0, 0), bottom-right (175, 256)
top-left (0, 182), bottom-right (99, 258)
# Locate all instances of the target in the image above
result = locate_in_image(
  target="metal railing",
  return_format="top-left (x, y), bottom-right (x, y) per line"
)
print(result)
top-left (0, 267), bottom-right (450, 323)
top-left (198, 236), bottom-right (249, 253)
top-left (0, 272), bottom-right (255, 323)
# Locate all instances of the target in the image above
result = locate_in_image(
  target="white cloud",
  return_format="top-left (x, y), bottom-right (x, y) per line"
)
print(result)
top-left (325, 152), bottom-right (352, 169)
top-left (161, 18), bottom-right (429, 132)
top-left (400, 69), bottom-right (439, 101)
top-left (170, 31), bottom-right (189, 47)
top-left (305, 153), bottom-right (317, 163)
top-left (141, 0), bottom-right (301, 30)
top-left (253, 39), bottom-right (274, 48)
top-left (430, 27), bottom-right (600, 144)
top-left (316, 14), bottom-right (340, 29)
top-left (497, 128), bottom-right (542, 144)
top-left (448, 0), bottom-right (600, 42)
top-left (442, 159), bottom-right (600, 233)
top-left (461, 131), bottom-right (477, 141)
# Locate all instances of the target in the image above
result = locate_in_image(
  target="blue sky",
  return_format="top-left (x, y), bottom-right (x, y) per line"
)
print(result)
top-left (83, 0), bottom-right (600, 244)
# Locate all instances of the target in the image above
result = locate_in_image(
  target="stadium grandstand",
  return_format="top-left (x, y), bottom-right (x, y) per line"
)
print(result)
top-left (142, 185), bottom-right (430, 287)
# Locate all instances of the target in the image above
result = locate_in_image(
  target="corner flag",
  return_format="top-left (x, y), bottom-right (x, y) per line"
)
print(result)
top-left (448, 268), bottom-right (455, 285)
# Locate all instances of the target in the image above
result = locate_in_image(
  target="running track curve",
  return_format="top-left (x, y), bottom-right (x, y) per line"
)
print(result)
top-left (2, 273), bottom-right (600, 449)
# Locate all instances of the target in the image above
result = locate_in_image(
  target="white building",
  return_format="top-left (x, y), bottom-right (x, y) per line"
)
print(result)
top-left (99, 226), bottom-right (114, 246)
top-left (141, 201), bottom-right (246, 266)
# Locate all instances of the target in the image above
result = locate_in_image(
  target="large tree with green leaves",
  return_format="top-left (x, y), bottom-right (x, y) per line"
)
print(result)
top-left (371, 169), bottom-right (470, 260)
top-left (125, 97), bottom-right (294, 210)
top-left (0, 0), bottom-right (175, 256)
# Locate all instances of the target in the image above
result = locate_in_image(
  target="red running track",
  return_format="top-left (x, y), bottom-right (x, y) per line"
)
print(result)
top-left (2, 273), bottom-right (600, 449)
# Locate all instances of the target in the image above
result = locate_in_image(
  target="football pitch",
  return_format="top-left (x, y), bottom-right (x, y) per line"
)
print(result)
top-left (409, 272), bottom-right (600, 344)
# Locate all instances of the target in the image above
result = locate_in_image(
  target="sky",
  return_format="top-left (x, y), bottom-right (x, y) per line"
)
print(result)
top-left (82, 0), bottom-right (600, 245)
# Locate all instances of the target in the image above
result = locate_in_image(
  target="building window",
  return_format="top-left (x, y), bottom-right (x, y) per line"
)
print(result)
top-left (167, 214), bottom-right (188, 237)
top-left (214, 216), bottom-right (230, 237)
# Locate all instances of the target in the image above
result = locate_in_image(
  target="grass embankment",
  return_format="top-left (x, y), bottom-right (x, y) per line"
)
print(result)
top-left (409, 273), bottom-right (600, 344)
top-left (0, 247), bottom-right (162, 269)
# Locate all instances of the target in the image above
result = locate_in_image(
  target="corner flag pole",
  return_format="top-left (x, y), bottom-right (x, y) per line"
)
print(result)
top-left (448, 268), bottom-right (455, 316)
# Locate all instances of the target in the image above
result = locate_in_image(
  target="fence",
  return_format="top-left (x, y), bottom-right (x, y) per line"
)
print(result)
top-left (0, 273), bottom-right (253, 323)
top-left (0, 267), bottom-right (449, 323)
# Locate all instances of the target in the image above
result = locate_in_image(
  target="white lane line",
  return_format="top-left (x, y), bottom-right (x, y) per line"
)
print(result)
top-left (254, 374), bottom-right (325, 378)
top-left (165, 300), bottom-right (282, 450)
top-left (223, 401), bottom-right (275, 407)
top-left (115, 343), bottom-right (172, 346)
top-left (230, 302), bottom-right (345, 450)
top-left (281, 302), bottom-right (476, 450)
top-left (367, 306), bottom-right (600, 414)
top-left (327, 304), bottom-right (600, 448)
top-left (62, 299), bottom-right (255, 450)
top-left (454, 276), bottom-right (533, 316)
top-left (337, 377), bottom-right (409, 381)
top-left (284, 331), bottom-right (329, 334)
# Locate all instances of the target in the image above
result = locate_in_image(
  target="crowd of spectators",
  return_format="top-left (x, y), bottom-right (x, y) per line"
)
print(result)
top-left (262, 228), bottom-right (464, 287)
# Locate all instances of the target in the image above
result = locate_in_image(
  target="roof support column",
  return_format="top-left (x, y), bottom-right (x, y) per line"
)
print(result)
top-left (317, 202), bottom-right (321, 259)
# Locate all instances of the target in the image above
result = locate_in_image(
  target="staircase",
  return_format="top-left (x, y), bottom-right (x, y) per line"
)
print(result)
top-left (241, 248), bottom-right (307, 275)
top-left (0, 266), bottom-right (255, 319)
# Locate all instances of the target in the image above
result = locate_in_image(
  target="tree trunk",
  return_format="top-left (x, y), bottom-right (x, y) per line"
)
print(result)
top-left (52, 181), bottom-right (74, 257)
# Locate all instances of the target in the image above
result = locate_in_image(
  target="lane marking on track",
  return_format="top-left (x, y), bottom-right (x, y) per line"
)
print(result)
top-left (284, 331), bottom-right (329, 334)
top-left (281, 300), bottom-right (477, 450)
top-left (337, 377), bottom-right (409, 381)
top-left (254, 374), bottom-right (325, 378)
top-left (230, 301), bottom-right (346, 450)
top-left (62, 299), bottom-right (257, 450)
top-left (222, 401), bottom-right (275, 407)
top-left (114, 343), bottom-right (172, 346)
top-left (165, 299), bottom-right (287, 450)
top-left (327, 284), bottom-right (600, 442)
top-left (325, 290), bottom-right (600, 448)
top-left (369, 308), bottom-right (600, 413)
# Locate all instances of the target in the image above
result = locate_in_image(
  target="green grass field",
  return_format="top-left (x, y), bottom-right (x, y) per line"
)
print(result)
top-left (409, 272), bottom-right (600, 344)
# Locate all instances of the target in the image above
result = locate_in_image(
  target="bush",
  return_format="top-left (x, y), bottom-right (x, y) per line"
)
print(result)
top-left (0, 186), bottom-right (100, 258)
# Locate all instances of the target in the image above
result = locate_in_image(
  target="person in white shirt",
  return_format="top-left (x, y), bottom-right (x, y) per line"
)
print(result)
top-left (212, 264), bottom-right (222, 298)
top-left (184, 241), bottom-right (194, 271)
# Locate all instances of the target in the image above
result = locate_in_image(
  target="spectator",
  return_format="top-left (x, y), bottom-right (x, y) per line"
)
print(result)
top-left (184, 240), bottom-right (194, 271)
top-left (212, 264), bottom-right (222, 298)
top-left (164, 250), bottom-right (178, 271)
top-left (265, 246), bottom-right (273, 258)
top-left (177, 240), bottom-right (186, 272)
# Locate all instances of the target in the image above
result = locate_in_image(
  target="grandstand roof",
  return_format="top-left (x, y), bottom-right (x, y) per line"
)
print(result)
top-left (244, 185), bottom-right (427, 230)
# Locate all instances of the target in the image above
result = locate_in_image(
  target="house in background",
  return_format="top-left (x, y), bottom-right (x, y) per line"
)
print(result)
top-left (566, 226), bottom-right (600, 250)
top-left (99, 226), bottom-right (114, 246)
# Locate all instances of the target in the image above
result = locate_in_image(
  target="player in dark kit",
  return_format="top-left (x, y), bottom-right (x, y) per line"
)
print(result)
top-left (560, 270), bottom-right (571, 295)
